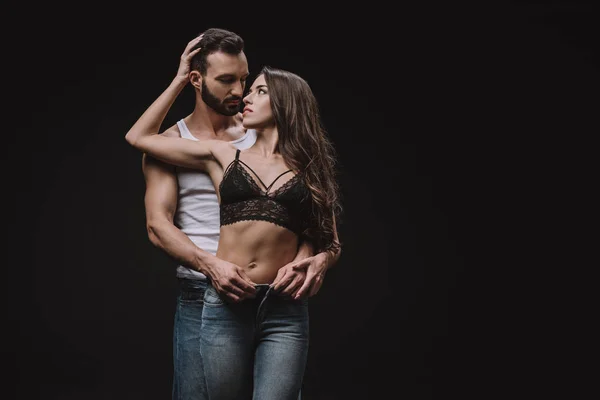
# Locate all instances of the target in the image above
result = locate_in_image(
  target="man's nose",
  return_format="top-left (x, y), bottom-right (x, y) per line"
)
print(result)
top-left (231, 81), bottom-right (244, 98)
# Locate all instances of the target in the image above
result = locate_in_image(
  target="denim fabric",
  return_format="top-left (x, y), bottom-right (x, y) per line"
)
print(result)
top-left (200, 283), bottom-right (309, 400)
top-left (172, 278), bottom-right (208, 400)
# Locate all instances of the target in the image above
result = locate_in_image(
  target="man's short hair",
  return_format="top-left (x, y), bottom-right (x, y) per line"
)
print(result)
top-left (191, 28), bottom-right (245, 75)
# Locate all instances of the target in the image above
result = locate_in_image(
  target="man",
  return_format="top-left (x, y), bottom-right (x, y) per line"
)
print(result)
top-left (140, 28), bottom-right (341, 399)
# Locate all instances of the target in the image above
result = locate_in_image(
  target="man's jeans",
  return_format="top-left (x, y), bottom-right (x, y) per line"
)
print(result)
top-left (172, 278), bottom-right (208, 400)
top-left (201, 283), bottom-right (309, 400)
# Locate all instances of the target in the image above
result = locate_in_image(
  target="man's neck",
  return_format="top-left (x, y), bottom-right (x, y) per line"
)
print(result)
top-left (185, 100), bottom-right (241, 141)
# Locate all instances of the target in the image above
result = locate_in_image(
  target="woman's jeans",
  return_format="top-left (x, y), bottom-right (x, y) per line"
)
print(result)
top-left (201, 282), bottom-right (309, 400)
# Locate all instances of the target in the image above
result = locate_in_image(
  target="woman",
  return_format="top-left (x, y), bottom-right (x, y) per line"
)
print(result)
top-left (125, 56), bottom-right (341, 399)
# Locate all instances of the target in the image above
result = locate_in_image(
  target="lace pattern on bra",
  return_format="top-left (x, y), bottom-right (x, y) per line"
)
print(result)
top-left (220, 198), bottom-right (301, 233)
top-left (219, 152), bottom-right (308, 235)
top-left (222, 158), bottom-right (297, 196)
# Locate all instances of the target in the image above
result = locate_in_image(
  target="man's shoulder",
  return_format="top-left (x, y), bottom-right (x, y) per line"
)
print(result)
top-left (226, 113), bottom-right (252, 141)
top-left (232, 112), bottom-right (245, 133)
top-left (234, 112), bottom-right (243, 124)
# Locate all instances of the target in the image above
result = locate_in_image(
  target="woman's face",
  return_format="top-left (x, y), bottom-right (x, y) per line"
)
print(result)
top-left (242, 75), bottom-right (274, 129)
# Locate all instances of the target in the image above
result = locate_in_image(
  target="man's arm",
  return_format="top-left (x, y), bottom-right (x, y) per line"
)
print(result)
top-left (271, 214), bottom-right (342, 299)
top-left (142, 150), bottom-right (255, 302)
top-left (143, 152), bottom-right (213, 270)
top-left (290, 215), bottom-right (342, 299)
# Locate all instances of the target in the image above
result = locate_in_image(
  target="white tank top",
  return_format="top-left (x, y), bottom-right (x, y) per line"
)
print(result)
top-left (174, 119), bottom-right (257, 280)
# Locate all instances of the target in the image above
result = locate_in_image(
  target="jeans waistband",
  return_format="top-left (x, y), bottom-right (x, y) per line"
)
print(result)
top-left (178, 277), bottom-right (208, 290)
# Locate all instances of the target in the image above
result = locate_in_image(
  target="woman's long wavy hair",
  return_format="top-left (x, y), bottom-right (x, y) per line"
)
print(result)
top-left (261, 66), bottom-right (342, 253)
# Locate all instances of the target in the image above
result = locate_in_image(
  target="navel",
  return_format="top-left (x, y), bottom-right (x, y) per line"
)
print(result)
top-left (247, 261), bottom-right (258, 270)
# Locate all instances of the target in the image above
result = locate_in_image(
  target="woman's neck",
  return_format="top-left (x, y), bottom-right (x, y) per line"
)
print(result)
top-left (249, 126), bottom-right (280, 158)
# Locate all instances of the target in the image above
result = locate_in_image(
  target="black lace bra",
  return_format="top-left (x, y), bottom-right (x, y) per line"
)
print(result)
top-left (219, 149), bottom-right (312, 236)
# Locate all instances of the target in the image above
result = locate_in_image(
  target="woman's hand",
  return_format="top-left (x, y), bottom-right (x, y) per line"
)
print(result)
top-left (175, 35), bottom-right (203, 83)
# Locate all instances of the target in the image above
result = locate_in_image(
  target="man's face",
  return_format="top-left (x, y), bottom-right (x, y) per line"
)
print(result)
top-left (201, 51), bottom-right (249, 116)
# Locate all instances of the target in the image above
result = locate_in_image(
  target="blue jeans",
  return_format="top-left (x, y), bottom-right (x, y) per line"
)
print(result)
top-left (172, 278), bottom-right (208, 400)
top-left (201, 283), bottom-right (309, 400)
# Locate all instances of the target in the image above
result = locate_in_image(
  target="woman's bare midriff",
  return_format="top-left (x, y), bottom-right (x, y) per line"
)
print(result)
top-left (216, 220), bottom-right (299, 284)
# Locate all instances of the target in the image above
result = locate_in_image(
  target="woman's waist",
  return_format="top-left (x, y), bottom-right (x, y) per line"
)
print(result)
top-left (216, 248), bottom-right (297, 284)
top-left (217, 222), bottom-right (299, 283)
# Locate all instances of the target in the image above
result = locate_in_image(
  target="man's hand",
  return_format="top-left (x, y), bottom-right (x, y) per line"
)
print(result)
top-left (271, 262), bottom-right (308, 299)
top-left (176, 35), bottom-right (203, 83)
top-left (272, 252), bottom-right (331, 300)
top-left (204, 257), bottom-right (256, 303)
top-left (290, 252), bottom-right (330, 300)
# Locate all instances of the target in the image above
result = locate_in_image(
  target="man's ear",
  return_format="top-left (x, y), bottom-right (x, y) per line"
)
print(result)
top-left (189, 71), bottom-right (202, 90)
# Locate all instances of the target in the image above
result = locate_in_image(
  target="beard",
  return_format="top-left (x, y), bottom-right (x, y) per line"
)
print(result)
top-left (201, 81), bottom-right (242, 116)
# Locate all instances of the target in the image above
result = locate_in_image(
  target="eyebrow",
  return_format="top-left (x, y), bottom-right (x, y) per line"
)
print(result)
top-left (215, 73), bottom-right (249, 79)
top-left (249, 84), bottom-right (267, 91)
top-left (246, 83), bottom-right (268, 97)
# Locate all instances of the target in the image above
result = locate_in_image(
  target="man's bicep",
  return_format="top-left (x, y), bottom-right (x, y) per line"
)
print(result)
top-left (142, 153), bottom-right (178, 221)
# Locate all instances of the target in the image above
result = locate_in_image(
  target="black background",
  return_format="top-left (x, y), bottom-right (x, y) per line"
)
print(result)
top-left (4, 1), bottom-right (597, 399)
